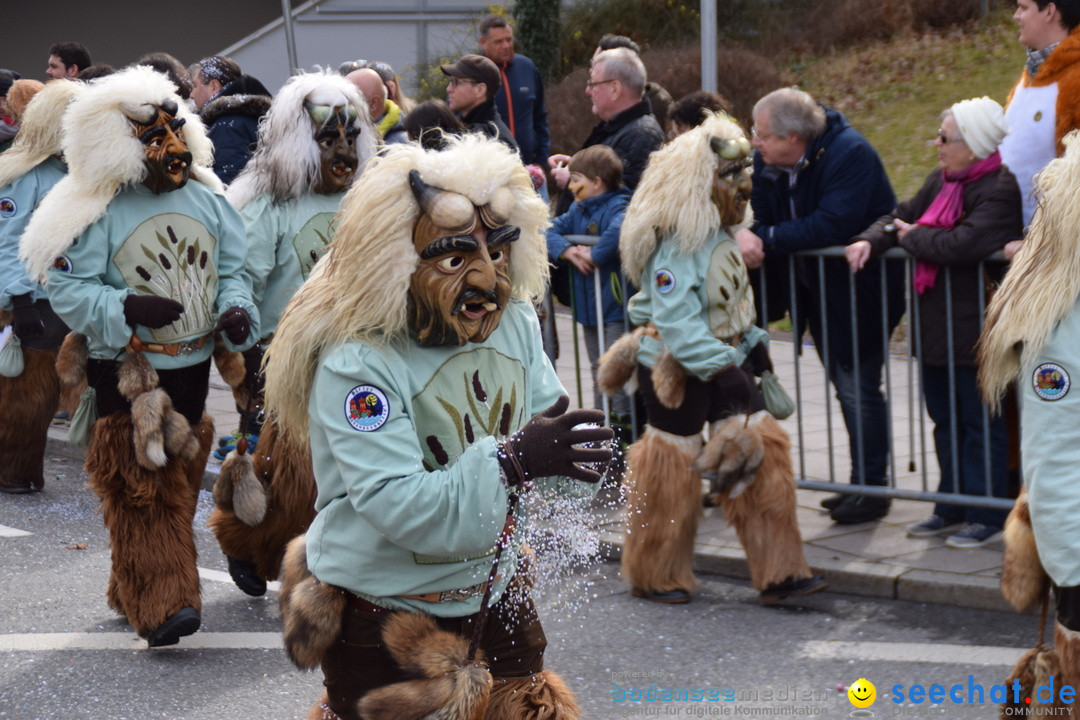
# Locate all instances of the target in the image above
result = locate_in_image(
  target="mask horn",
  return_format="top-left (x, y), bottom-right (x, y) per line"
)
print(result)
top-left (408, 169), bottom-right (476, 233)
top-left (408, 169), bottom-right (438, 213)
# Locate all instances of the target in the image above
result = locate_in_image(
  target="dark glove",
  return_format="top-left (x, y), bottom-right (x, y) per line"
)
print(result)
top-left (216, 306), bottom-right (251, 345)
top-left (241, 342), bottom-right (264, 394)
top-left (10, 293), bottom-right (43, 338)
top-left (742, 341), bottom-right (773, 377)
top-left (123, 294), bottom-right (184, 329)
top-left (497, 395), bottom-right (614, 485)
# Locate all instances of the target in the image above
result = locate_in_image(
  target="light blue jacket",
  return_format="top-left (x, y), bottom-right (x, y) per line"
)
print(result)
top-left (0, 156), bottom-right (66, 309)
top-left (305, 300), bottom-right (592, 616)
top-left (46, 181), bottom-right (258, 369)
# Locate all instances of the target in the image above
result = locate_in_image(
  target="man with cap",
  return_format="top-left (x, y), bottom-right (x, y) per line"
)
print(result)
top-left (442, 54), bottom-right (518, 153)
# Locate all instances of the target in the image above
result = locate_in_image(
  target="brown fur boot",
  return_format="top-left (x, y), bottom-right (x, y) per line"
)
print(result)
top-left (1001, 487), bottom-right (1049, 612)
top-left (0, 346), bottom-right (59, 492)
top-left (210, 419), bottom-right (317, 582)
top-left (357, 612), bottom-right (491, 720)
top-left (307, 692), bottom-right (343, 720)
top-left (85, 412), bottom-right (203, 637)
top-left (621, 426), bottom-right (703, 597)
top-left (1056, 622), bottom-right (1080, 706)
top-left (718, 413), bottom-right (814, 593)
top-left (486, 670), bottom-right (581, 720)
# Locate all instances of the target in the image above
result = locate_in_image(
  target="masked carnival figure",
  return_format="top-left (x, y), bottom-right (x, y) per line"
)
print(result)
top-left (599, 114), bottom-right (826, 605)
top-left (980, 135), bottom-right (1080, 708)
top-left (266, 134), bottom-right (613, 720)
top-left (0, 79), bottom-right (82, 493)
top-left (209, 70), bottom-right (378, 598)
top-left (20, 66), bottom-right (259, 647)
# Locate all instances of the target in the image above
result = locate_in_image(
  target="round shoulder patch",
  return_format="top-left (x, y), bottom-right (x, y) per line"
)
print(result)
top-left (655, 268), bottom-right (676, 295)
top-left (345, 385), bottom-right (390, 431)
top-left (0, 198), bottom-right (16, 218)
top-left (52, 256), bottom-right (72, 273)
top-left (1033, 362), bottom-right (1070, 401)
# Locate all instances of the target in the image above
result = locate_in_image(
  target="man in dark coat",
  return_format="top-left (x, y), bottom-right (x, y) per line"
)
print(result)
top-left (441, 54), bottom-right (518, 153)
top-left (737, 87), bottom-right (904, 525)
top-left (549, 47), bottom-right (664, 216)
top-left (192, 56), bottom-right (272, 185)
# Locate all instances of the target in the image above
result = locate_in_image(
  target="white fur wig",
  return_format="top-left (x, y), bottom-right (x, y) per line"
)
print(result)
top-left (0, 80), bottom-right (83, 188)
top-left (266, 133), bottom-right (550, 443)
top-left (225, 70), bottom-right (378, 211)
top-left (19, 65), bottom-right (219, 282)
top-left (621, 113), bottom-right (749, 282)
top-left (979, 132), bottom-right (1080, 410)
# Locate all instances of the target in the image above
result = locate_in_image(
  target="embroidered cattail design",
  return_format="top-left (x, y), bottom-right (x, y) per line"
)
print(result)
top-left (427, 435), bottom-right (449, 466)
top-left (136, 266), bottom-right (152, 282)
top-left (472, 371), bottom-right (487, 402)
top-left (158, 253), bottom-right (172, 270)
top-left (464, 414), bottom-right (475, 444)
top-left (499, 402), bottom-right (512, 435)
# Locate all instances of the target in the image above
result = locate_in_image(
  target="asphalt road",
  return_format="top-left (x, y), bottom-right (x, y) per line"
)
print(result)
top-left (0, 452), bottom-right (1042, 720)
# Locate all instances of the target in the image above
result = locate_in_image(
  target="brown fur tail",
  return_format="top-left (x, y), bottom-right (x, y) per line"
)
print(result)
top-left (1001, 644), bottom-right (1066, 717)
top-left (597, 330), bottom-right (640, 396)
top-left (696, 413), bottom-right (765, 501)
top-left (55, 332), bottom-right (88, 415)
top-left (213, 450), bottom-right (267, 526)
top-left (1001, 487), bottom-right (1049, 612)
top-left (358, 612), bottom-right (492, 720)
top-left (486, 670), bottom-right (580, 720)
top-left (279, 535), bottom-right (345, 670)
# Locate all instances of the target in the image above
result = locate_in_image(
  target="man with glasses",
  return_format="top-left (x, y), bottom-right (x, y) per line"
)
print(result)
top-left (548, 47), bottom-right (664, 215)
top-left (736, 87), bottom-right (904, 525)
top-left (441, 54), bottom-right (518, 152)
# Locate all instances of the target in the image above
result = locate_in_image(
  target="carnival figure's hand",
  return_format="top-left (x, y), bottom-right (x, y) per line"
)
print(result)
top-left (497, 395), bottom-right (614, 485)
top-left (216, 306), bottom-right (251, 345)
top-left (845, 240), bottom-right (872, 273)
top-left (736, 228), bottom-right (765, 269)
top-left (10, 293), bottom-right (43, 338)
top-left (123, 294), bottom-right (184, 329)
top-left (241, 343), bottom-right (263, 393)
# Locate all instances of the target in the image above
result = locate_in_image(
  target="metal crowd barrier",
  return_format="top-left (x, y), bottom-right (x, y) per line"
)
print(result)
top-left (545, 238), bottom-right (1011, 511)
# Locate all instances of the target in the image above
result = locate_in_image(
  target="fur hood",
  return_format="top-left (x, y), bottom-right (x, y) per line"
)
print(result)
top-left (265, 133), bottom-right (550, 444)
top-left (225, 70), bottom-right (377, 210)
top-left (0, 80), bottom-right (82, 188)
top-left (621, 113), bottom-right (750, 281)
top-left (200, 92), bottom-right (272, 126)
top-left (19, 65), bottom-right (220, 282)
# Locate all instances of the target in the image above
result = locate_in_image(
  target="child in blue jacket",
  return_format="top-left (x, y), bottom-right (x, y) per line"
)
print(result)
top-left (546, 145), bottom-right (630, 423)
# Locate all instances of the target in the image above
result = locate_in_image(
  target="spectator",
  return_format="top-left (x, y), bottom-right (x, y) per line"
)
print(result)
top-left (477, 15), bottom-right (550, 168)
top-left (1000, 0), bottom-right (1080, 255)
top-left (338, 59), bottom-right (414, 113)
top-left (136, 52), bottom-right (192, 100)
top-left (403, 99), bottom-right (467, 150)
top-left (77, 64), bottom-right (115, 81)
top-left (191, 56), bottom-right (272, 185)
top-left (847, 97), bottom-right (1021, 547)
top-left (737, 87), bottom-right (905, 525)
top-left (594, 34), bottom-right (673, 134)
top-left (545, 145), bottom-right (631, 430)
top-left (345, 67), bottom-right (407, 144)
top-left (440, 54), bottom-right (518, 152)
top-left (668, 91), bottom-right (734, 137)
top-left (0, 70), bottom-right (22, 153)
top-left (45, 42), bottom-right (91, 80)
top-left (548, 47), bottom-right (664, 215)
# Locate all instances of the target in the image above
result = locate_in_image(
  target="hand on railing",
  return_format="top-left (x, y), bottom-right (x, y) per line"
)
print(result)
top-left (735, 228), bottom-right (765, 269)
top-left (845, 240), bottom-right (872, 273)
top-left (561, 244), bottom-right (595, 274)
top-left (1003, 239), bottom-right (1023, 262)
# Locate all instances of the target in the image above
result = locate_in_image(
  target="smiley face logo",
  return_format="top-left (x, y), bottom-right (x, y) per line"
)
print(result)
top-left (847, 678), bottom-right (876, 708)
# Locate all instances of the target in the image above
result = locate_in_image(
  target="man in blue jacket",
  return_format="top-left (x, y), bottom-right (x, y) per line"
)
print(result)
top-left (478, 15), bottom-right (550, 169)
top-left (736, 87), bottom-right (904, 525)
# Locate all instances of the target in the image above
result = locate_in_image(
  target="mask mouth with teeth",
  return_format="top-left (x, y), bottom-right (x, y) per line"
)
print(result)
top-left (405, 170), bottom-right (519, 346)
top-left (133, 101), bottom-right (192, 194)
top-left (306, 100), bottom-right (360, 194)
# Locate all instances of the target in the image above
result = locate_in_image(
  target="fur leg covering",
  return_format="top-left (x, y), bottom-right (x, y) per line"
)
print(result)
top-left (1056, 622), bottom-right (1080, 704)
top-left (0, 346), bottom-right (59, 491)
top-left (85, 412), bottom-right (205, 636)
top-left (1001, 639), bottom-right (1067, 716)
top-left (55, 332), bottom-right (88, 417)
top-left (621, 426), bottom-right (703, 593)
top-left (718, 413), bottom-right (811, 591)
top-left (357, 612), bottom-right (492, 720)
top-left (279, 535), bottom-right (345, 670)
top-left (211, 419), bottom-right (317, 581)
top-left (308, 692), bottom-right (343, 720)
top-left (1001, 486), bottom-right (1049, 612)
top-left (485, 671), bottom-right (580, 720)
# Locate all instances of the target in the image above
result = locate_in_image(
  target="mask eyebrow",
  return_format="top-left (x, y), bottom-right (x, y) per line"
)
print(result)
top-left (487, 225), bottom-right (520, 249)
top-left (139, 125), bottom-right (167, 145)
top-left (168, 117), bottom-right (186, 132)
top-left (420, 234), bottom-right (480, 260)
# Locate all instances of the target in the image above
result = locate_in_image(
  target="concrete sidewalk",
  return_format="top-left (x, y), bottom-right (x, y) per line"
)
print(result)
top-left (46, 309), bottom-right (1013, 613)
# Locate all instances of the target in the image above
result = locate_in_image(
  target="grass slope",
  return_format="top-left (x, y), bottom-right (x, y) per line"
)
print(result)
top-left (786, 7), bottom-right (1023, 198)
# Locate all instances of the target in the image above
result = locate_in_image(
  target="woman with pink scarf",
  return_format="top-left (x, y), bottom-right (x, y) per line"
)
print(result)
top-left (846, 97), bottom-right (1023, 549)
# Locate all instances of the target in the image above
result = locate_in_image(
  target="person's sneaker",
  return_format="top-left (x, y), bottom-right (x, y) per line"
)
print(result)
top-left (213, 432), bottom-right (259, 461)
top-left (829, 495), bottom-right (891, 524)
top-left (906, 515), bottom-right (965, 538)
top-left (945, 523), bottom-right (1004, 549)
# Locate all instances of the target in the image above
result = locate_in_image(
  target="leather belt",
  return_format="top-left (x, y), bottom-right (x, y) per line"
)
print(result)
top-left (343, 578), bottom-right (496, 611)
top-left (128, 333), bottom-right (210, 357)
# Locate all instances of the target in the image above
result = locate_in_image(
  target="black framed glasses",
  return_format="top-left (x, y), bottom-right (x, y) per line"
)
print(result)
top-left (585, 78), bottom-right (617, 89)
